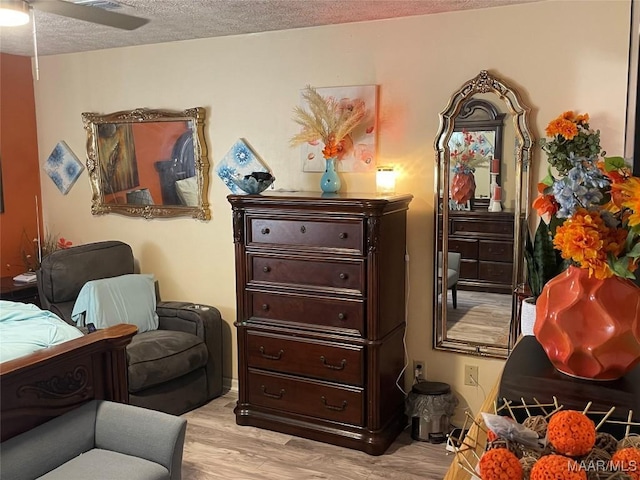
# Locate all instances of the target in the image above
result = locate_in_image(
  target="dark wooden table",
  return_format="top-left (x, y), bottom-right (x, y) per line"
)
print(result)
top-left (0, 276), bottom-right (40, 306)
top-left (499, 336), bottom-right (640, 437)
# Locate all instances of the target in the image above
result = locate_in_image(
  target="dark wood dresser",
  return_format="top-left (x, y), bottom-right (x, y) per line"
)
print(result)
top-left (439, 209), bottom-right (515, 294)
top-left (228, 192), bottom-right (412, 455)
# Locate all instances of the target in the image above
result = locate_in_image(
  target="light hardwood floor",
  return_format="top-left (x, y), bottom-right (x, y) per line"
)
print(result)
top-left (182, 391), bottom-right (455, 480)
top-left (446, 290), bottom-right (512, 346)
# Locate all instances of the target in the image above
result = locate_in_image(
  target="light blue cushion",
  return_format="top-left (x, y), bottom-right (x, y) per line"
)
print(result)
top-left (0, 301), bottom-right (83, 363)
top-left (71, 274), bottom-right (159, 333)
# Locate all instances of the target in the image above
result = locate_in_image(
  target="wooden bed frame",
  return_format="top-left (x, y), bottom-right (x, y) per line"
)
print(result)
top-left (0, 323), bottom-right (137, 442)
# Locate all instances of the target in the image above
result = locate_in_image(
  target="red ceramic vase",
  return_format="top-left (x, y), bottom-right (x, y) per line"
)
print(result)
top-left (451, 172), bottom-right (476, 205)
top-left (534, 266), bottom-right (640, 380)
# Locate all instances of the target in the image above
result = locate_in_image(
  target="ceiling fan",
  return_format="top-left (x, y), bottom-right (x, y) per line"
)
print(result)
top-left (0, 0), bottom-right (148, 30)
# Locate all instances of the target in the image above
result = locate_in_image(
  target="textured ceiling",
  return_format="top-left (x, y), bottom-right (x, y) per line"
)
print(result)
top-left (0, 0), bottom-right (541, 57)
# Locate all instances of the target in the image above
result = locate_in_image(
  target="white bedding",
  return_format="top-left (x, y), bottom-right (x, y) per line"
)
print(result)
top-left (0, 300), bottom-right (83, 363)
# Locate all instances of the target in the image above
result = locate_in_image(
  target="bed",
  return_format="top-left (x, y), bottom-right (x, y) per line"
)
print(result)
top-left (0, 301), bottom-right (136, 442)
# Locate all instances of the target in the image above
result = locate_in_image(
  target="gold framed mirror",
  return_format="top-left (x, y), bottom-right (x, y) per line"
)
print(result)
top-left (82, 107), bottom-right (210, 220)
top-left (433, 70), bottom-right (533, 358)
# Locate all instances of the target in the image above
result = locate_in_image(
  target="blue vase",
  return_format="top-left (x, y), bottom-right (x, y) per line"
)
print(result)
top-left (320, 157), bottom-right (341, 193)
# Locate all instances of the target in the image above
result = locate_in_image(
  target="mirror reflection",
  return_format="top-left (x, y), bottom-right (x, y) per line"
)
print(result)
top-left (434, 71), bottom-right (533, 358)
top-left (82, 107), bottom-right (210, 220)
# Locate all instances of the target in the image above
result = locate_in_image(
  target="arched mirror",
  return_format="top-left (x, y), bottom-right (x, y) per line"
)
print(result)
top-left (82, 107), bottom-right (210, 220)
top-left (433, 70), bottom-right (533, 358)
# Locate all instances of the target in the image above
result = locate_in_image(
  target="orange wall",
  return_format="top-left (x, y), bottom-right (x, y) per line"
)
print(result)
top-left (0, 54), bottom-right (41, 276)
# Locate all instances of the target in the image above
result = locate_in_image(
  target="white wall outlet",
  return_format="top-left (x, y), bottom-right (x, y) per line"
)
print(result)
top-left (413, 360), bottom-right (425, 380)
top-left (464, 365), bottom-right (479, 386)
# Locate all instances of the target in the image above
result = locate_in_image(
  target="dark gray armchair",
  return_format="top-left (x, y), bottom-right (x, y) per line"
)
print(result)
top-left (36, 240), bottom-right (223, 415)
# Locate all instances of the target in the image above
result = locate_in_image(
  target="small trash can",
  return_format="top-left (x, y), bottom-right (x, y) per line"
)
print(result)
top-left (405, 381), bottom-right (458, 443)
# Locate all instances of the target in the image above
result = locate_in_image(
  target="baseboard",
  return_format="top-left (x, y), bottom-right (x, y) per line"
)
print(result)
top-left (223, 376), bottom-right (238, 394)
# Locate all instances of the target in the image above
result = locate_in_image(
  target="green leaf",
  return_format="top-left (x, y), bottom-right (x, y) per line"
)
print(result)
top-left (604, 156), bottom-right (626, 171)
top-left (610, 256), bottom-right (636, 279)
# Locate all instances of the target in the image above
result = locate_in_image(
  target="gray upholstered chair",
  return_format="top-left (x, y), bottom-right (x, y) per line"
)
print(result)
top-left (36, 240), bottom-right (224, 415)
top-left (438, 251), bottom-right (462, 309)
top-left (0, 400), bottom-right (186, 480)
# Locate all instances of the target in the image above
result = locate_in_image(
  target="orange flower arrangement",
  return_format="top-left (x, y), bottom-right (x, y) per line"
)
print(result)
top-left (611, 447), bottom-right (640, 480)
top-left (532, 111), bottom-right (640, 280)
top-left (547, 410), bottom-right (596, 457)
top-left (530, 454), bottom-right (587, 480)
top-left (540, 111), bottom-right (603, 175)
top-left (478, 447), bottom-right (522, 480)
top-left (553, 208), bottom-right (629, 280)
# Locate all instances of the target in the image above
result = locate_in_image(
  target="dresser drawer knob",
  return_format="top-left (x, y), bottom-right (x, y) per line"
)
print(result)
top-left (320, 356), bottom-right (347, 370)
top-left (261, 385), bottom-right (285, 399)
top-left (337, 312), bottom-right (346, 320)
top-left (300, 225), bottom-right (306, 234)
top-left (261, 304), bottom-right (269, 311)
top-left (321, 396), bottom-right (347, 411)
top-left (259, 346), bottom-right (284, 360)
top-left (338, 272), bottom-right (348, 280)
top-left (261, 227), bottom-right (270, 235)
top-left (262, 266), bottom-right (271, 273)
top-left (338, 232), bottom-right (348, 239)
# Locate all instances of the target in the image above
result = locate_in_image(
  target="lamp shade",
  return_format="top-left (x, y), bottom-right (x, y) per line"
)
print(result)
top-left (376, 166), bottom-right (396, 193)
top-left (0, 1), bottom-right (30, 27)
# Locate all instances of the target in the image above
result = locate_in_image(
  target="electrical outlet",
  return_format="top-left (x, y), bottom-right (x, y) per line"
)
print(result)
top-left (464, 365), bottom-right (479, 386)
top-left (413, 360), bottom-right (425, 380)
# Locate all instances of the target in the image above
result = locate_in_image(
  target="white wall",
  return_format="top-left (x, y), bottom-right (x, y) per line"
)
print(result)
top-left (33, 0), bottom-right (631, 422)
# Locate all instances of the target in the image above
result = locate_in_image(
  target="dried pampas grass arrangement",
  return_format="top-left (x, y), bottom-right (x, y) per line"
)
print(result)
top-left (290, 85), bottom-right (366, 159)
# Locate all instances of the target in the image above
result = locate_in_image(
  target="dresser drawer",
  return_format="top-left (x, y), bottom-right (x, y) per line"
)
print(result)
top-left (249, 254), bottom-right (365, 294)
top-left (479, 240), bottom-right (513, 262)
top-left (448, 238), bottom-right (478, 259)
top-left (247, 331), bottom-right (364, 385)
top-left (460, 260), bottom-right (478, 279)
top-left (478, 261), bottom-right (513, 283)
top-left (248, 291), bottom-right (365, 336)
top-left (451, 218), bottom-right (513, 236)
top-left (248, 218), bottom-right (363, 253)
top-left (248, 370), bottom-right (365, 426)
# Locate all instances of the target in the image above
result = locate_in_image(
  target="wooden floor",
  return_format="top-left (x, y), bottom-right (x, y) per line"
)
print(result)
top-left (182, 391), bottom-right (455, 480)
top-left (445, 290), bottom-right (511, 346)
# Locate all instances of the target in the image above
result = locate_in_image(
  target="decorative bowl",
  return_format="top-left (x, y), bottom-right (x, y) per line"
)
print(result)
top-left (230, 172), bottom-right (275, 194)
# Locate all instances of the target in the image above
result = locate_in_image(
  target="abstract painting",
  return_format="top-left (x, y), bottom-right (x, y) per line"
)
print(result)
top-left (44, 141), bottom-right (84, 195)
top-left (300, 85), bottom-right (378, 173)
top-left (216, 139), bottom-right (270, 194)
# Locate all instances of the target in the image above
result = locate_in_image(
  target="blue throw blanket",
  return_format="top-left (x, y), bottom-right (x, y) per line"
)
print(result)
top-left (0, 300), bottom-right (83, 363)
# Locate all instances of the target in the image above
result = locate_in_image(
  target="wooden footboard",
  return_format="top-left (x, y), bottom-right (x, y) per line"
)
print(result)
top-left (0, 324), bottom-right (137, 442)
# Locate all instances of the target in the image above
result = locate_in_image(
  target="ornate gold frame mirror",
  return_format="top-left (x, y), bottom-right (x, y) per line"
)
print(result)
top-left (433, 70), bottom-right (533, 358)
top-left (82, 107), bottom-right (210, 220)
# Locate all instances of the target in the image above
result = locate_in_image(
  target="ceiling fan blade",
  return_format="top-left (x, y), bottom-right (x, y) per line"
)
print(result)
top-left (30, 0), bottom-right (148, 30)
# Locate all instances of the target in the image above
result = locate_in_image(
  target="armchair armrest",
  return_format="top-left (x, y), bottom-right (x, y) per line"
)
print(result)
top-left (95, 401), bottom-right (186, 480)
top-left (156, 302), bottom-right (223, 399)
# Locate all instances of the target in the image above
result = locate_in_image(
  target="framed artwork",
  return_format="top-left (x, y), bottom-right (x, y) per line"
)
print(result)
top-left (216, 139), bottom-right (269, 194)
top-left (300, 84), bottom-right (378, 173)
top-left (44, 141), bottom-right (84, 195)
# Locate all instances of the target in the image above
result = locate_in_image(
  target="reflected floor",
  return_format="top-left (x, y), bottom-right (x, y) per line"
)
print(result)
top-left (445, 290), bottom-right (511, 346)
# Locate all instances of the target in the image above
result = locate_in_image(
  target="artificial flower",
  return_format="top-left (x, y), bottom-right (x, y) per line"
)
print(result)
top-left (530, 111), bottom-right (640, 280)
top-left (540, 111), bottom-right (604, 175)
top-left (290, 85), bottom-right (366, 160)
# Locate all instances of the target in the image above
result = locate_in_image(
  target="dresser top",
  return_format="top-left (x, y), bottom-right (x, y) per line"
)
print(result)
top-left (228, 191), bottom-right (413, 212)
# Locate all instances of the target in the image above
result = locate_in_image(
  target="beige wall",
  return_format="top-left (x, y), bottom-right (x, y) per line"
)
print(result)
top-left (32, 0), bottom-right (631, 423)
